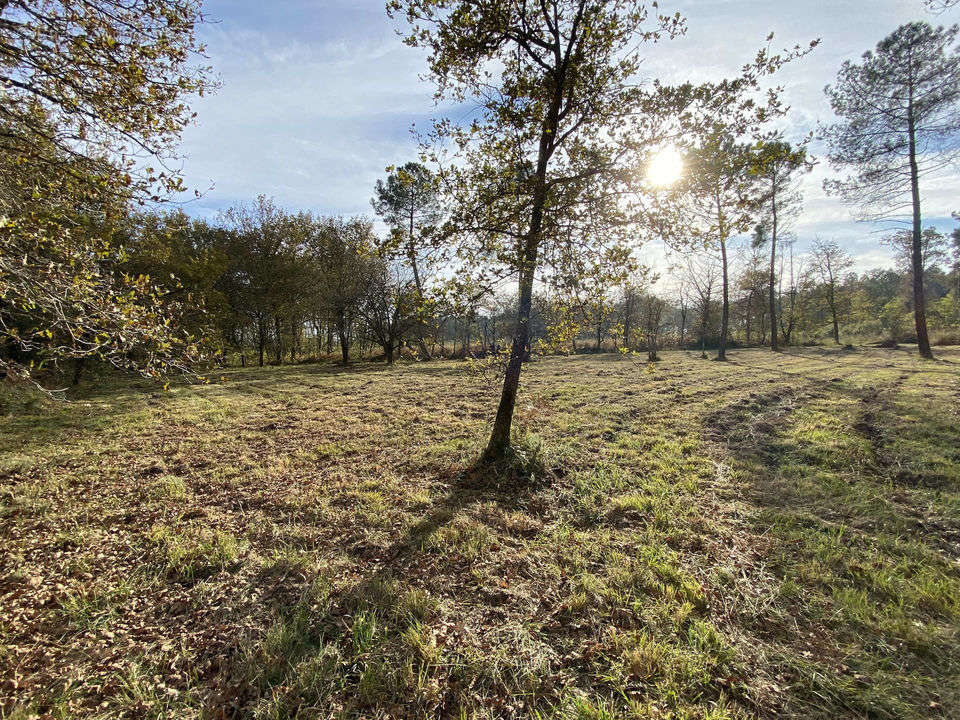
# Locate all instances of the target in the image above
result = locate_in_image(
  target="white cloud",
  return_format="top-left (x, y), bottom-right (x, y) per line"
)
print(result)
top-left (176, 0), bottom-right (960, 270)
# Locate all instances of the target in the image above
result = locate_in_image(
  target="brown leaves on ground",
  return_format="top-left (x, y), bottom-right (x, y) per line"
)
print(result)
top-left (1, 347), bottom-right (959, 719)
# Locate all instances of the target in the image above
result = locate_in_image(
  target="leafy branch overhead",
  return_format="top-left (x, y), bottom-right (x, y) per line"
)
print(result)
top-left (0, 1), bottom-right (217, 388)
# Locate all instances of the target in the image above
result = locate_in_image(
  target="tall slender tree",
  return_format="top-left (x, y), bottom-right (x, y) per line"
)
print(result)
top-left (673, 133), bottom-right (762, 360)
top-left (750, 138), bottom-right (811, 351)
top-left (951, 213), bottom-right (960, 299)
top-left (822, 22), bottom-right (960, 359)
top-left (372, 162), bottom-right (442, 356)
top-left (810, 238), bottom-right (853, 344)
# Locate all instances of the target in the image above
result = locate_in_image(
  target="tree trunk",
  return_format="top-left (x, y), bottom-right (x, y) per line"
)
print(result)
top-left (623, 296), bottom-right (632, 350)
top-left (407, 217), bottom-right (432, 358)
top-left (72, 358), bottom-right (85, 386)
top-left (745, 297), bottom-right (752, 345)
top-left (255, 315), bottom-right (266, 367)
top-left (485, 79), bottom-right (564, 461)
top-left (465, 311), bottom-right (473, 357)
top-left (829, 282), bottom-right (840, 344)
top-left (908, 107), bottom-right (933, 359)
top-left (485, 260), bottom-right (536, 461)
top-left (717, 237), bottom-right (730, 360)
top-left (769, 191), bottom-right (779, 351)
top-left (274, 316), bottom-right (283, 364)
top-left (337, 309), bottom-right (350, 364)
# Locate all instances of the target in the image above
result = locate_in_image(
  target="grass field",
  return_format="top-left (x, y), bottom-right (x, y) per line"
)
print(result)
top-left (2, 346), bottom-right (959, 719)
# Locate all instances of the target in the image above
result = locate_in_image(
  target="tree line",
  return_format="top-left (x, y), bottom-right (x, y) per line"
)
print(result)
top-left (105, 186), bottom-right (960, 378)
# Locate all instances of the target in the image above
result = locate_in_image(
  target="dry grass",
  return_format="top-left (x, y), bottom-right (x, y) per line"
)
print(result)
top-left (1, 346), bottom-right (959, 719)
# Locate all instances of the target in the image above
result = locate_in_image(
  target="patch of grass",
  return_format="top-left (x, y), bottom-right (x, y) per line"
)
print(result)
top-left (152, 474), bottom-right (188, 500)
top-left (3, 348), bottom-right (959, 719)
top-left (58, 580), bottom-right (133, 633)
top-left (424, 514), bottom-right (494, 560)
top-left (148, 524), bottom-right (242, 579)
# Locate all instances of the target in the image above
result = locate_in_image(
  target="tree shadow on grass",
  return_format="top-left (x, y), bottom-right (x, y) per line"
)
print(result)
top-left (222, 442), bottom-right (558, 718)
top-left (696, 363), bottom-right (960, 717)
top-left (391, 446), bottom-right (551, 556)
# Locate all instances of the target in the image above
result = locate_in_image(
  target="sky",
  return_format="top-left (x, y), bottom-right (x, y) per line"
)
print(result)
top-left (176, 0), bottom-right (960, 275)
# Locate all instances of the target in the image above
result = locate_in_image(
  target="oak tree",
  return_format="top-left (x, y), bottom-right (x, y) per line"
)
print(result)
top-left (0, 0), bottom-right (216, 386)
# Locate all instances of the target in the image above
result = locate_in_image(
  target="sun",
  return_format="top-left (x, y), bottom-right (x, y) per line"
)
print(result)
top-left (647, 146), bottom-right (684, 187)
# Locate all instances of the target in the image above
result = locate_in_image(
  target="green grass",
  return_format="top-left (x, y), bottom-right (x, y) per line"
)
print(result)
top-left (1, 346), bottom-right (959, 719)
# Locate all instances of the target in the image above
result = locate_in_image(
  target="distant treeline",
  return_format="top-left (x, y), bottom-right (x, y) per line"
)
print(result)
top-left (49, 197), bottom-right (954, 380)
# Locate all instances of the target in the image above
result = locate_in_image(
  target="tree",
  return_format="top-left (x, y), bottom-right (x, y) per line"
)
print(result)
top-left (359, 261), bottom-right (420, 364)
top-left (684, 252), bottom-right (721, 357)
top-left (737, 244), bottom-right (770, 345)
top-left (880, 297), bottom-right (910, 342)
top-left (640, 292), bottom-right (666, 361)
top-left (952, 213), bottom-right (960, 299)
top-left (372, 162), bottom-right (442, 356)
top-left (674, 133), bottom-right (762, 360)
top-left (390, 0), bottom-right (676, 460)
top-left (388, 0), bottom-right (680, 460)
top-left (123, 211), bottom-right (231, 340)
top-left (676, 280), bottom-right (690, 348)
top-left (0, 0), bottom-right (215, 386)
top-left (391, 0), bottom-right (811, 460)
top-left (619, 282), bottom-right (642, 350)
top-left (881, 227), bottom-right (950, 279)
top-left (0, 1), bottom-right (213, 193)
top-left (777, 238), bottom-right (805, 344)
top-left (220, 197), bottom-right (312, 367)
top-left (749, 138), bottom-right (811, 351)
top-left (810, 238), bottom-right (853, 343)
top-left (822, 22), bottom-right (960, 359)
top-left (562, 246), bottom-right (637, 352)
top-left (311, 218), bottom-right (376, 364)
top-left (0, 123), bottom-right (202, 387)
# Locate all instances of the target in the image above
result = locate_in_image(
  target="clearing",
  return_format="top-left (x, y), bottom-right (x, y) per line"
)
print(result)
top-left (1, 347), bottom-right (959, 719)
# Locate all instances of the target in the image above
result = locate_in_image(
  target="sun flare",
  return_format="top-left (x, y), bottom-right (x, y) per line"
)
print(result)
top-left (647, 146), bottom-right (684, 187)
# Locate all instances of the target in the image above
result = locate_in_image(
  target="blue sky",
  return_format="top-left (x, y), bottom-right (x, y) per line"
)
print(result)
top-left (177, 0), bottom-right (960, 274)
